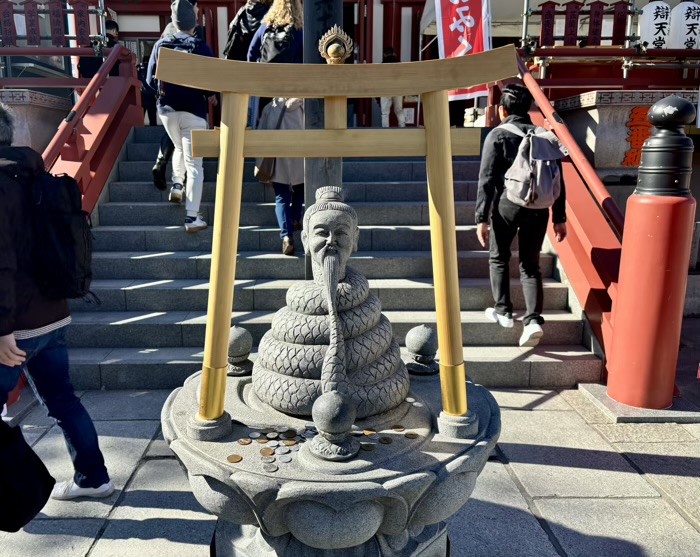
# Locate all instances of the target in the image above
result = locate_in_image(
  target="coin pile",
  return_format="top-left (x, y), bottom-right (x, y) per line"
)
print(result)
top-left (226, 425), bottom-right (318, 471)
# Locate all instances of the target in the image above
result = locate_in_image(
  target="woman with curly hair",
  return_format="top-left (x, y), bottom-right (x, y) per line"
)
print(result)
top-left (248, 0), bottom-right (304, 256)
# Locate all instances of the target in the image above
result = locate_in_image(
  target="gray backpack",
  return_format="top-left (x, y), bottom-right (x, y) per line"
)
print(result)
top-left (500, 123), bottom-right (569, 210)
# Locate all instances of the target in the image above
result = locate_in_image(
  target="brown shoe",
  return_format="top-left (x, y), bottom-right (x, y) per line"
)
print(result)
top-left (282, 236), bottom-right (295, 256)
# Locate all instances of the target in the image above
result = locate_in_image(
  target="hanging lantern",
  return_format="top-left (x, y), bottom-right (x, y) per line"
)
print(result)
top-left (669, 0), bottom-right (700, 49)
top-left (639, 1), bottom-right (672, 49)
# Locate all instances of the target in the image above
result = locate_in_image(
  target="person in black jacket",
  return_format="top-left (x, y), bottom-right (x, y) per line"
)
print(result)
top-left (78, 20), bottom-right (121, 79)
top-left (137, 56), bottom-right (157, 126)
top-left (475, 84), bottom-right (568, 347)
top-left (223, 0), bottom-right (272, 61)
top-left (0, 104), bottom-right (113, 501)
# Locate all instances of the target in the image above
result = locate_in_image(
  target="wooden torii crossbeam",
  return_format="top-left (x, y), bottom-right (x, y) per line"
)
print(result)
top-left (155, 44), bottom-right (519, 425)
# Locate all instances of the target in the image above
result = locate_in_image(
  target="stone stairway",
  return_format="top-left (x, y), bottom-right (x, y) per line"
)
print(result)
top-left (68, 126), bottom-right (602, 390)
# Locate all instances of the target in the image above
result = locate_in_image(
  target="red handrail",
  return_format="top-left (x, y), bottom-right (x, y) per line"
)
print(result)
top-left (43, 45), bottom-right (127, 169)
top-left (515, 56), bottom-right (626, 236)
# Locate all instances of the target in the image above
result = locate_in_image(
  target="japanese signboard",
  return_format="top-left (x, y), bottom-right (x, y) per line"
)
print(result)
top-left (24, 1), bottom-right (41, 46)
top-left (48, 0), bottom-right (67, 46)
top-left (435, 0), bottom-right (492, 101)
top-left (70, 0), bottom-right (92, 46)
top-left (622, 107), bottom-right (654, 167)
top-left (638, 1), bottom-right (671, 49)
top-left (669, 0), bottom-right (700, 50)
top-left (0, 0), bottom-right (17, 46)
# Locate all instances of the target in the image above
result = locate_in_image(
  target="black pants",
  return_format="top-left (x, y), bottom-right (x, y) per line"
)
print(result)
top-left (143, 97), bottom-right (157, 126)
top-left (489, 198), bottom-right (549, 326)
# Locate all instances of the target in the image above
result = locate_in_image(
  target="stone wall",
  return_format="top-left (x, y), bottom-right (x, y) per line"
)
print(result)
top-left (1, 89), bottom-right (72, 153)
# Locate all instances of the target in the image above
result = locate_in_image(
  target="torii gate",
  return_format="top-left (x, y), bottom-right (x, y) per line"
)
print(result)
top-left (155, 40), bottom-right (519, 428)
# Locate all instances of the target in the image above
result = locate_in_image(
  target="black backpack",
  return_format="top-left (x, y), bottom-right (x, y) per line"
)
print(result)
top-left (157, 36), bottom-right (199, 98)
top-left (259, 25), bottom-right (295, 64)
top-left (30, 173), bottom-right (93, 300)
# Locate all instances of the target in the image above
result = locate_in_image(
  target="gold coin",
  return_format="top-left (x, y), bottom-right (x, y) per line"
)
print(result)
top-left (227, 454), bottom-right (243, 463)
top-left (379, 437), bottom-right (393, 445)
top-left (391, 425), bottom-right (405, 432)
top-left (283, 440), bottom-right (297, 446)
top-left (404, 432), bottom-right (419, 439)
top-left (360, 443), bottom-right (375, 451)
top-left (283, 430), bottom-right (297, 439)
top-left (363, 429), bottom-right (377, 436)
top-left (256, 438), bottom-right (268, 444)
top-left (238, 438), bottom-right (252, 445)
top-left (260, 448), bottom-right (275, 457)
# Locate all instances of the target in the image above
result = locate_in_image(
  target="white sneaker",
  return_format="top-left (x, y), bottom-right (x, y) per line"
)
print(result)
top-left (185, 214), bottom-right (208, 233)
top-left (169, 183), bottom-right (184, 203)
top-left (485, 308), bottom-right (514, 329)
top-left (51, 480), bottom-right (115, 500)
top-left (519, 323), bottom-right (544, 347)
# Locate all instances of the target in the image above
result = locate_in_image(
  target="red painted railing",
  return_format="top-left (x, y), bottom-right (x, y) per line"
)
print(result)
top-left (2, 45), bottom-right (143, 213)
top-left (491, 58), bottom-right (624, 369)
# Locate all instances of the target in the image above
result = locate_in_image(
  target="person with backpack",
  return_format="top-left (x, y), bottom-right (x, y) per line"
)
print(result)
top-left (151, 0), bottom-right (205, 191)
top-left (248, 0), bottom-right (304, 256)
top-left (147, 0), bottom-right (215, 233)
top-left (0, 104), bottom-right (113, 501)
top-left (224, 0), bottom-right (272, 61)
top-left (475, 84), bottom-right (568, 348)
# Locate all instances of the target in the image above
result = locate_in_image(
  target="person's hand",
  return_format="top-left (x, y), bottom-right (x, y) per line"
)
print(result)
top-left (476, 223), bottom-right (489, 248)
top-left (553, 223), bottom-right (567, 243)
top-left (208, 95), bottom-right (218, 107)
top-left (285, 97), bottom-right (303, 110)
top-left (0, 334), bottom-right (26, 367)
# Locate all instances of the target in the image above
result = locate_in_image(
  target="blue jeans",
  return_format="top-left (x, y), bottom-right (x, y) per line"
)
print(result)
top-left (273, 183), bottom-right (304, 239)
top-left (0, 327), bottom-right (109, 488)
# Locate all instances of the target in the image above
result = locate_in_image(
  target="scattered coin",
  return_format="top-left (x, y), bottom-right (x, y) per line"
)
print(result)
top-left (367, 433), bottom-right (380, 440)
top-left (363, 429), bottom-right (376, 436)
top-left (249, 432), bottom-right (261, 439)
top-left (275, 446), bottom-right (291, 455)
top-left (305, 422), bottom-right (316, 430)
top-left (266, 432), bottom-right (279, 439)
top-left (261, 428), bottom-right (275, 434)
top-left (278, 455), bottom-right (293, 463)
top-left (263, 464), bottom-right (279, 473)
top-left (412, 402), bottom-right (424, 408)
top-left (379, 437), bottom-right (393, 445)
top-left (227, 454), bottom-right (243, 463)
top-left (276, 426), bottom-right (289, 433)
top-left (260, 448), bottom-right (275, 457)
top-left (266, 440), bottom-right (279, 448)
top-left (405, 397), bottom-right (416, 403)
top-left (283, 430), bottom-right (297, 439)
top-left (360, 443), bottom-right (375, 452)
top-left (238, 438), bottom-right (252, 446)
top-left (351, 429), bottom-right (364, 436)
top-left (302, 431), bottom-right (316, 439)
top-left (256, 438), bottom-right (268, 444)
top-left (404, 432), bottom-right (419, 439)
top-left (261, 456), bottom-right (276, 464)
top-left (283, 440), bottom-right (297, 446)
top-left (391, 425), bottom-right (405, 432)
top-left (290, 445), bottom-right (301, 452)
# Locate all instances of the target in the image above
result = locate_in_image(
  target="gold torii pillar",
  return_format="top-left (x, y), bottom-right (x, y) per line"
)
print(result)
top-left (155, 44), bottom-right (519, 430)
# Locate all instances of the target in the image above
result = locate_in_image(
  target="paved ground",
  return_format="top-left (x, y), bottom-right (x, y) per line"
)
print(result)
top-left (2, 320), bottom-right (700, 557)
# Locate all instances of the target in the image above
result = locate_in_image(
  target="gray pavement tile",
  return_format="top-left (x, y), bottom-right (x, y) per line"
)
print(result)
top-left (0, 519), bottom-right (104, 557)
top-left (90, 460), bottom-right (214, 557)
top-left (145, 429), bottom-right (174, 458)
top-left (683, 424), bottom-right (700, 440)
top-left (447, 462), bottom-right (559, 557)
top-left (79, 390), bottom-right (172, 421)
top-left (498, 410), bottom-right (659, 498)
top-left (33, 420), bottom-right (159, 519)
top-left (537, 498), bottom-right (700, 557)
top-left (593, 423), bottom-right (698, 444)
top-left (616, 442), bottom-right (700, 529)
top-left (489, 389), bottom-right (572, 411)
top-left (559, 389), bottom-right (613, 424)
top-left (19, 403), bottom-right (56, 429)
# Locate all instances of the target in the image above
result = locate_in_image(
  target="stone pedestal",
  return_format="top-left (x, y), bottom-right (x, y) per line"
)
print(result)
top-left (555, 90), bottom-right (699, 214)
top-left (0, 90), bottom-right (71, 153)
top-left (162, 373), bottom-right (500, 556)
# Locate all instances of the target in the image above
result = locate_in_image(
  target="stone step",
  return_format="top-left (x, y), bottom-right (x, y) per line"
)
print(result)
top-left (92, 251), bottom-right (554, 280)
top-left (98, 201), bottom-right (476, 228)
top-left (71, 278), bottom-right (568, 313)
top-left (118, 159), bottom-right (480, 182)
top-left (66, 309), bottom-right (583, 349)
top-left (92, 224), bottom-right (508, 253)
top-left (68, 345), bottom-right (601, 391)
top-left (108, 180), bottom-right (479, 203)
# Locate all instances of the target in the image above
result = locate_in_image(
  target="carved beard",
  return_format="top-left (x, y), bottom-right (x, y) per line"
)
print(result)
top-left (322, 249), bottom-right (340, 315)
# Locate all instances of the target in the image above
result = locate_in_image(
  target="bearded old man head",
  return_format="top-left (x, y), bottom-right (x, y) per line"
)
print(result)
top-left (302, 187), bottom-right (360, 284)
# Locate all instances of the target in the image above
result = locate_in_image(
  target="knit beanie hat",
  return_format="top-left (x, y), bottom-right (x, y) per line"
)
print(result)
top-left (172, 0), bottom-right (197, 31)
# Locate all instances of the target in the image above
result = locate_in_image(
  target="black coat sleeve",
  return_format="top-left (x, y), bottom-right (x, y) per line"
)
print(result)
top-left (552, 160), bottom-right (567, 224)
top-left (0, 184), bottom-right (17, 336)
top-left (475, 130), bottom-right (502, 224)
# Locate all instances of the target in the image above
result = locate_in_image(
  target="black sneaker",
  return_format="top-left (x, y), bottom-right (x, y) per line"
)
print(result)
top-left (152, 162), bottom-right (168, 191)
top-left (169, 183), bottom-right (184, 203)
